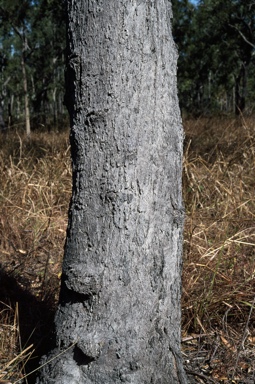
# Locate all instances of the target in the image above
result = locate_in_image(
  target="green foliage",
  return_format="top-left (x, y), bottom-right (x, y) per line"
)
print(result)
top-left (172, 0), bottom-right (255, 116)
top-left (1, 0), bottom-right (255, 125)
top-left (0, 0), bottom-right (67, 130)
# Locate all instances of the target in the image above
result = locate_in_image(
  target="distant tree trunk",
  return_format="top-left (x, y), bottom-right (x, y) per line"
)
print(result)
top-left (235, 62), bottom-right (247, 115)
top-left (37, 1), bottom-right (187, 383)
top-left (0, 76), bottom-right (11, 131)
top-left (8, 101), bottom-right (12, 129)
top-left (21, 49), bottom-right (31, 136)
top-left (0, 104), bottom-right (5, 131)
top-left (52, 87), bottom-right (57, 130)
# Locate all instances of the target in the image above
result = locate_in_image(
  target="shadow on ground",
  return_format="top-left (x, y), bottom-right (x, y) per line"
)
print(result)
top-left (0, 266), bottom-right (56, 383)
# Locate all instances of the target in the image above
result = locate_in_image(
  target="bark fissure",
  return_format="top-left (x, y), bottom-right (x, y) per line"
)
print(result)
top-left (73, 345), bottom-right (96, 366)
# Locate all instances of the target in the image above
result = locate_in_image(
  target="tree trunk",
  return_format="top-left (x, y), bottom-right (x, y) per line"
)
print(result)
top-left (37, 1), bottom-right (187, 383)
top-left (21, 50), bottom-right (31, 136)
top-left (0, 104), bottom-right (5, 131)
top-left (235, 62), bottom-right (247, 115)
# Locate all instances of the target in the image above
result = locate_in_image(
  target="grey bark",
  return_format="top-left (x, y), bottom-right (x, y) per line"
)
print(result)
top-left (37, 1), bottom-right (187, 383)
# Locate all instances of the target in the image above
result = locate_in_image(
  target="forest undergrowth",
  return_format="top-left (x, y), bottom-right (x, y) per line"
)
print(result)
top-left (0, 116), bottom-right (254, 383)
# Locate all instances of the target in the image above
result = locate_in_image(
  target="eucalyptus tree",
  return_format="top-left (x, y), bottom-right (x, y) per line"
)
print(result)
top-left (0, 0), bottom-right (66, 132)
top-left (0, 0), bottom-right (32, 134)
top-left (196, 0), bottom-right (255, 114)
top-left (172, 0), bottom-right (255, 115)
top-left (29, 0), bottom-right (66, 128)
top-left (36, 1), bottom-right (187, 383)
top-left (171, 0), bottom-right (199, 112)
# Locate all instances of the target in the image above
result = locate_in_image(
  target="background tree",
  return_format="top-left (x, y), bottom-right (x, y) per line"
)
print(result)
top-left (196, 0), bottom-right (255, 115)
top-left (172, 0), bottom-right (255, 116)
top-left (28, 0), bottom-right (66, 129)
top-left (172, 0), bottom-right (199, 112)
top-left (1, 0), bottom-right (255, 128)
top-left (0, 0), bottom-right (66, 132)
top-left (36, 1), bottom-right (187, 383)
top-left (0, 0), bottom-right (33, 134)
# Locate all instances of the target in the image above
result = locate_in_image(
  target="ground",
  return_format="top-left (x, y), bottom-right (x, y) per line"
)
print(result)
top-left (0, 117), bottom-right (255, 383)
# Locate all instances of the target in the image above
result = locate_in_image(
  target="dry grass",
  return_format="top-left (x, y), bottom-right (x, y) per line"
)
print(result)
top-left (0, 131), bottom-right (71, 296)
top-left (0, 117), bottom-right (254, 382)
top-left (182, 116), bottom-right (255, 382)
top-left (0, 303), bottom-right (34, 383)
top-left (0, 130), bottom-right (72, 383)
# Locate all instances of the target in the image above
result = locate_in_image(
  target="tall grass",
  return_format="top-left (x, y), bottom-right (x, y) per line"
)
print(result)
top-left (182, 116), bottom-right (255, 381)
top-left (182, 116), bottom-right (255, 330)
top-left (0, 303), bottom-right (34, 383)
top-left (0, 130), bottom-right (71, 382)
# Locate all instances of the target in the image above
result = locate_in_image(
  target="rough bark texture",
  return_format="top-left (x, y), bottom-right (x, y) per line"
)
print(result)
top-left (37, 1), bottom-right (187, 383)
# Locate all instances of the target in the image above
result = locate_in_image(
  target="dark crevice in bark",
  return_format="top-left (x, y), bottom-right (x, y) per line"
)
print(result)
top-left (59, 275), bottom-right (93, 306)
top-left (73, 345), bottom-right (95, 366)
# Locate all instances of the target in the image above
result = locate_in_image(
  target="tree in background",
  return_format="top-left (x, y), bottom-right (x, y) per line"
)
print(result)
top-left (1, 0), bottom-right (255, 129)
top-left (172, 0), bottom-right (255, 116)
top-left (172, 0), bottom-right (199, 112)
top-left (196, 0), bottom-right (255, 115)
top-left (28, 0), bottom-right (66, 129)
top-left (0, 0), bottom-right (66, 132)
top-left (0, 0), bottom-right (33, 135)
top-left (36, 1), bottom-right (187, 383)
